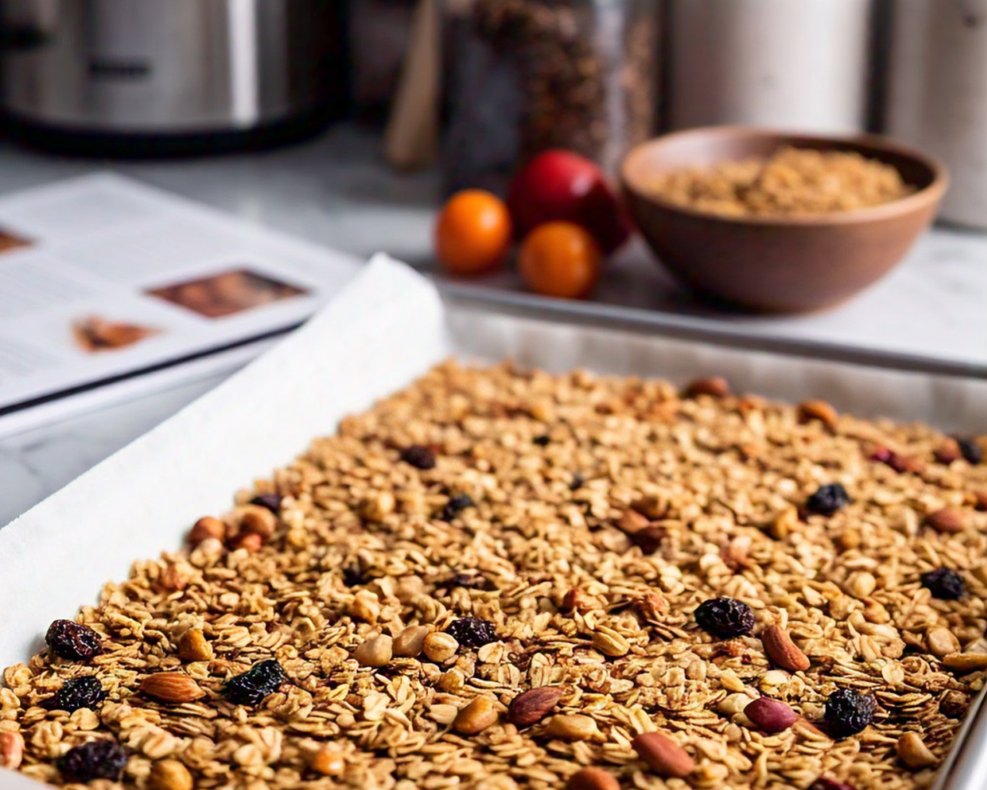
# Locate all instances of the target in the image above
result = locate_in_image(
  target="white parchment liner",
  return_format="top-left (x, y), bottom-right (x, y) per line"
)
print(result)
top-left (1, 256), bottom-right (985, 789)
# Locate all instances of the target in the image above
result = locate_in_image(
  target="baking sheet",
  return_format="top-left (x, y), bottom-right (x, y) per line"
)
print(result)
top-left (1, 254), bottom-right (985, 788)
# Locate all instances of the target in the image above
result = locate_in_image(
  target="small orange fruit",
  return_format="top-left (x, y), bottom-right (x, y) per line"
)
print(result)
top-left (435, 189), bottom-right (513, 275)
top-left (518, 221), bottom-right (602, 299)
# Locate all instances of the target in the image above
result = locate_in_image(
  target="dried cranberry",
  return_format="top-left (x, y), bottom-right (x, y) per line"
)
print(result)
top-left (57, 740), bottom-right (128, 782)
top-left (825, 688), bottom-right (877, 738)
top-left (954, 437), bottom-right (982, 465)
top-left (810, 779), bottom-right (854, 790)
top-left (45, 620), bottom-right (102, 662)
top-left (441, 494), bottom-right (475, 522)
top-left (532, 435), bottom-right (550, 446)
top-left (250, 493), bottom-right (282, 512)
top-left (806, 483), bottom-right (851, 516)
top-left (870, 447), bottom-right (893, 464)
top-left (695, 597), bottom-right (755, 639)
top-left (44, 676), bottom-right (106, 712)
top-left (401, 445), bottom-right (436, 470)
top-left (921, 568), bottom-right (965, 600)
top-left (446, 616), bottom-right (498, 649)
top-left (223, 659), bottom-right (288, 706)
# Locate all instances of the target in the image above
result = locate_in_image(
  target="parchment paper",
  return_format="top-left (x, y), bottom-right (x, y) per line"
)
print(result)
top-left (1, 255), bottom-right (984, 789)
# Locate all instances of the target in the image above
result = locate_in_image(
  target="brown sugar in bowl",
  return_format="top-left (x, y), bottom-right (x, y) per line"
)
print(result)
top-left (620, 127), bottom-right (948, 313)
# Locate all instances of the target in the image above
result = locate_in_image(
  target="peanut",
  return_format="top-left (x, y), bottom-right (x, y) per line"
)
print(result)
top-left (545, 714), bottom-right (599, 741)
top-left (453, 696), bottom-right (498, 735)
top-left (148, 759), bottom-right (193, 790)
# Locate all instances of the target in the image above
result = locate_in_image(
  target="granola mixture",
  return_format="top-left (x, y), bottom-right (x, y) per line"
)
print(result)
top-left (643, 147), bottom-right (914, 218)
top-left (4, 362), bottom-right (987, 790)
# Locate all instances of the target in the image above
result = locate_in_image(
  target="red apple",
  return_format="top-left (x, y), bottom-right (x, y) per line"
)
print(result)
top-left (507, 150), bottom-right (631, 254)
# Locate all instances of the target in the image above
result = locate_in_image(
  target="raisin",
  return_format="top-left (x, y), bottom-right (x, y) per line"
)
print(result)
top-left (806, 483), bottom-right (851, 516)
top-left (342, 562), bottom-right (366, 588)
top-left (532, 435), bottom-right (550, 446)
top-left (250, 493), bottom-right (282, 512)
top-left (825, 688), bottom-right (877, 738)
top-left (954, 437), bottom-right (982, 465)
top-left (446, 616), bottom-right (498, 649)
top-left (695, 597), bottom-right (755, 639)
top-left (569, 474), bottom-right (585, 491)
top-left (46, 620), bottom-right (102, 662)
top-left (57, 739), bottom-right (128, 782)
top-left (629, 525), bottom-right (664, 554)
top-left (223, 659), bottom-right (288, 706)
top-left (44, 676), bottom-right (106, 712)
top-left (441, 573), bottom-right (490, 591)
top-left (401, 445), bottom-right (436, 470)
top-left (921, 568), bottom-right (965, 600)
top-left (810, 779), bottom-right (854, 790)
top-left (441, 494), bottom-right (475, 522)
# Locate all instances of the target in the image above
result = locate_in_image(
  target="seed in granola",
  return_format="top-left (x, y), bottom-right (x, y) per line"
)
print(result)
top-left (567, 767), bottom-right (620, 790)
top-left (921, 568), bottom-right (965, 600)
top-left (148, 758), bottom-right (193, 790)
top-left (249, 492), bottom-right (282, 512)
top-left (441, 494), bottom-right (475, 521)
top-left (810, 779), bottom-right (853, 790)
top-left (695, 597), bottom-right (755, 639)
top-left (745, 697), bottom-right (798, 733)
top-left (44, 676), bottom-right (106, 712)
top-left (806, 483), bottom-right (851, 516)
top-left (896, 731), bottom-right (936, 769)
top-left (354, 634), bottom-right (393, 668)
top-left (825, 688), bottom-right (877, 738)
top-left (401, 444), bottom-right (436, 469)
top-left (223, 659), bottom-right (288, 706)
top-left (446, 616), bottom-right (498, 649)
top-left (453, 696), bottom-right (499, 734)
top-left (508, 687), bottom-right (562, 727)
top-left (955, 436), bottom-right (982, 465)
top-left (532, 434), bottom-right (551, 446)
top-left (45, 619), bottom-right (102, 662)
top-left (57, 739), bottom-right (129, 782)
top-left (423, 632), bottom-right (459, 663)
top-left (188, 516), bottom-right (225, 545)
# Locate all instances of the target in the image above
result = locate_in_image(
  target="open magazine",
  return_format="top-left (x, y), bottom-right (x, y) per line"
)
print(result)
top-left (0, 173), bottom-right (361, 435)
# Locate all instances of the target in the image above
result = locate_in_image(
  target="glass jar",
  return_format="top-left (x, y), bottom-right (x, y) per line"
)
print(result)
top-left (442, 0), bottom-right (659, 195)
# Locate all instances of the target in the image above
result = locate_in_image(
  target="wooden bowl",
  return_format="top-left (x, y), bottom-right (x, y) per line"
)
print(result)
top-left (620, 127), bottom-right (948, 313)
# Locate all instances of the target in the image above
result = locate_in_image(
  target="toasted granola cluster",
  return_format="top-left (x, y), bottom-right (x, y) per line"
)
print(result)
top-left (3, 362), bottom-right (987, 790)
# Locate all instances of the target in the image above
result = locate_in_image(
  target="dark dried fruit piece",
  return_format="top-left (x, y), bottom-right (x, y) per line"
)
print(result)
top-left (532, 434), bottom-right (551, 446)
top-left (569, 474), bottom-right (585, 490)
top-left (250, 493), bottom-right (282, 512)
top-left (825, 688), bottom-right (877, 738)
top-left (441, 494), bottom-right (475, 522)
top-left (955, 436), bottom-right (983, 465)
top-left (57, 740), bottom-right (128, 782)
top-left (806, 483), bottom-right (851, 516)
top-left (629, 525), bottom-right (665, 554)
top-left (342, 562), bottom-right (365, 588)
top-left (401, 445), bottom-right (436, 470)
top-left (695, 597), bottom-right (755, 639)
top-left (921, 568), bottom-right (965, 600)
top-left (44, 676), bottom-right (106, 712)
top-left (46, 620), bottom-right (102, 662)
top-left (440, 572), bottom-right (491, 591)
top-left (810, 779), bottom-right (854, 790)
top-left (223, 659), bottom-right (288, 706)
top-left (446, 616), bottom-right (498, 649)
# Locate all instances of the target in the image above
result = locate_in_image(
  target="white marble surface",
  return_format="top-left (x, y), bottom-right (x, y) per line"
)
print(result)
top-left (1, 120), bottom-right (987, 527)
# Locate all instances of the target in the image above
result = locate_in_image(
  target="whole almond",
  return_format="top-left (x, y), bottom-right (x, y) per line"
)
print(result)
top-left (230, 532), bottom-right (263, 552)
top-left (453, 696), bottom-right (498, 735)
top-left (926, 507), bottom-right (965, 534)
top-left (798, 399), bottom-right (839, 430)
top-left (0, 731), bottom-right (24, 770)
top-left (148, 759), bottom-right (193, 790)
top-left (508, 687), bottom-right (562, 727)
top-left (188, 516), bottom-right (224, 546)
top-left (140, 672), bottom-right (206, 703)
top-left (178, 628), bottom-right (214, 663)
top-left (935, 438), bottom-right (962, 464)
top-left (545, 714), bottom-right (599, 741)
top-left (744, 697), bottom-right (798, 733)
top-left (393, 625), bottom-right (431, 658)
top-left (684, 376), bottom-right (731, 399)
top-left (631, 731), bottom-right (695, 778)
top-left (240, 505), bottom-right (276, 540)
top-left (943, 652), bottom-right (987, 671)
top-left (567, 767), bottom-right (620, 790)
top-left (761, 625), bottom-right (810, 672)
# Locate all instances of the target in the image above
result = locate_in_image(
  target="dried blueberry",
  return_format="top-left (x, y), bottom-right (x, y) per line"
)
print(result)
top-left (694, 597), bottom-right (755, 639)
top-left (44, 676), bottom-right (106, 712)
top-left (441, 494), bottom-right (475, 522)
top-left (223, 659), bottom-right (288, 706)
top-left (57, 739), bottom-right (128, 782)
top-left (806, 483), bottom-right (851, 516)
top-left (825, 688), bottom-right (877, 738)
top-left (46, 620), bottom-right (102, 662)
top-left (532, 435), bottom-right (551, 447)
top-left (446, 616), bottom-right (498, 649)
top-left (954, 437), bottom-right (982, 465)
top-left (250, 493), bottom-right (283, 512)
top-left (921, 568), bottom-right (965, 600)
top-left (401, 445), bottom-right (436, 470)
top-left (342, 562), bottom-right (365, 588)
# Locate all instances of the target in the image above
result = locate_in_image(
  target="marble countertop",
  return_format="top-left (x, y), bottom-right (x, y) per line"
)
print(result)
top-left (2, 121), bottom-right (987, 527)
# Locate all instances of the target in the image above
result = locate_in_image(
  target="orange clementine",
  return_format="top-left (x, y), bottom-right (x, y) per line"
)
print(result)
top-left (435, 189), bottom-right (513, 275)
top-left (517, 221), bottom-right (602, 299)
